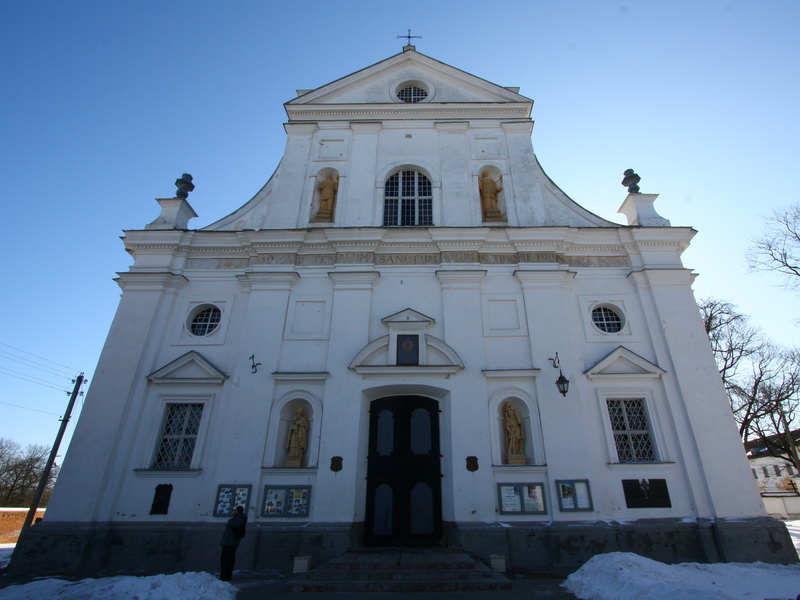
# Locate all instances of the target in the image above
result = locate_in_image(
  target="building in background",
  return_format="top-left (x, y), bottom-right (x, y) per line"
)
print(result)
top-left (11, 46), bottom-right (796, 576)
top-left (747, 432), bottom-right (800, 519)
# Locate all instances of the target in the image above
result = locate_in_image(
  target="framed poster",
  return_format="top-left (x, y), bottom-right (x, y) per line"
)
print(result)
top-left (556, 479), bottom-right (593, 512)
top-left (262, 485), bottom-right (311, 517)
top-left (497, 483), bottom-right (547, 514)
top-left (214, 484), bottom-right (252, 517)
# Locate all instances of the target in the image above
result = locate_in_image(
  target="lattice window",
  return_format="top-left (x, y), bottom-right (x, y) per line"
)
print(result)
top-left (591, 305), bottom-right (623, 333)
top-left (606, 398), bottom-right (656, 462)
top-left (383, 170), bottom-right (432, 226)
top-left (190, 306), bottom-right (221, 336)
top-left (397, 85), bottom-right (427, 103)
top-left (151, 403), bottom-right (204, 470)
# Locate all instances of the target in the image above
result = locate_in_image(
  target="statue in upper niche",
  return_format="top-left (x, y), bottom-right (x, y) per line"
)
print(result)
top-left (479, 171), bottom-right (504, 221)
top-left (319, 174), bottom-right (338, 211)
top-left (313, 174), bottom-right (339, 223)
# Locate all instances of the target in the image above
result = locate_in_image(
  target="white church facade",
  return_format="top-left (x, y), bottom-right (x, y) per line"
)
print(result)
top-left (11, 47), bottom-right (796, 576)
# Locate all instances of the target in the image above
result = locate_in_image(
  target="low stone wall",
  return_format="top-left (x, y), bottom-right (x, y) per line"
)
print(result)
top-left (8, 516), bottom-right (797, 577)
top-left (0, 509), bottom-right (45, 544)
top-left (762, 496), bottom-right (800, 519)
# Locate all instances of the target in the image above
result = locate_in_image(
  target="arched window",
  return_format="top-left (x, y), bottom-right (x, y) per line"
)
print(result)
top-left (383, 170), bottom-right (432, 226)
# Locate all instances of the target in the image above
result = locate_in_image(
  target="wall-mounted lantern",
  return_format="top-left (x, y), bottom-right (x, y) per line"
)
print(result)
top-left (548, 353), bottom-right (570, 397)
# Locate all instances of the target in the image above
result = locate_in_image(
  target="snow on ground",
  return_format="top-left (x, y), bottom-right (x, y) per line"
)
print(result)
top-left (564, 552), bottom-right (800, 600)
top-left (0, 571), bottom-right (236, 600)
top-left (1, 524), bottom-right (800, 599)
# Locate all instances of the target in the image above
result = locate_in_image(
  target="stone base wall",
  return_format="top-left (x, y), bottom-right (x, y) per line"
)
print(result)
top-left (454, 517), bottom-right (798, 572)
top-left (9, 517), bottom-right (796, 577)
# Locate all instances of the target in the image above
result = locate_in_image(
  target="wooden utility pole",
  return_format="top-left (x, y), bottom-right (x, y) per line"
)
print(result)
top-left (21, 373), bottom-right (84, 531)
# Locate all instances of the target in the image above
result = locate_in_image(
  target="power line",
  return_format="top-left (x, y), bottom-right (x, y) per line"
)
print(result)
top-left (0, 350), bottom-right (75, 380)
top-left (0, 341), bottom-right (79, 375)
top-left (0, 400), bottom-right (60, 416)
top-left (0, 366), bottom-right (71, 392)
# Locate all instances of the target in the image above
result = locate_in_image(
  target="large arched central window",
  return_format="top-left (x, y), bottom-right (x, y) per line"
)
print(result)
top-left (383, 170), bottom-right (432, 226)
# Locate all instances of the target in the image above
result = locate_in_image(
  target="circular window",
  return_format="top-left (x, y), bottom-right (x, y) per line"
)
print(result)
top-left (189, 305), bottom-right (221, 336)
top-left (397, 85), bottom-right (427, 103)
top-left (591, 305), bottom-right (624, 333)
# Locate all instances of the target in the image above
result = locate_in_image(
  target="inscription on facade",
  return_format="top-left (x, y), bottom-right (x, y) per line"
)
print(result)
top-left (479, 254), bottom-right (519, 264)
top-left (374, 254), bottom-right (440, 265)
top-left (442, 251), bottom-right (479, 263)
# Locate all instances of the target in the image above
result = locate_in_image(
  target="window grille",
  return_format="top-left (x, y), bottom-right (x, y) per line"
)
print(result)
top-left (397, 85), bottom-right (427, 103)
top-left (151, 403), bottom-right (204, 470)
top-left (383, 170), bottom-right (432, 226)
top-left (191, 306), bottom-right (221, 336)
top-left (606, 398), bottom-right (656, 462)
top-left (591, 306), bottom-right (623, 333)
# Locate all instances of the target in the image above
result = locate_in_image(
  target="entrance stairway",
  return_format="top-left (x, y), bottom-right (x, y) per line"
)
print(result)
top-left (286, 548), bottom-right (511, 593)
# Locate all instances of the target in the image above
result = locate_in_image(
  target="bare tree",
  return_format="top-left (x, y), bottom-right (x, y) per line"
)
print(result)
top-left (0, 438), bottom-right (55, 507)
top-left (698, 299), bottom-right (800, 468)
top-left (698, 298), bottom-right (762, 392)
top-left (750, 204), bottom-right (800, 288)
top-left (740, 348), bottom-right (800, 471)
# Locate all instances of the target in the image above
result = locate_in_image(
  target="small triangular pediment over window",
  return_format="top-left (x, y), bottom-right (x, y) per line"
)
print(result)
top-left (584, 346), bottom-right (666, 380)
top-left (148, 351), bottom-right (228, 385)
top-left (349, 308), bottom-right (463, 377)
top-left (381, 308), bottom-right (435, 328)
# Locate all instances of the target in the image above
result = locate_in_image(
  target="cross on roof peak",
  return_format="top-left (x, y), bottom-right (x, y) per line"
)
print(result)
top-left (397, 28), bottom-right (421, 47)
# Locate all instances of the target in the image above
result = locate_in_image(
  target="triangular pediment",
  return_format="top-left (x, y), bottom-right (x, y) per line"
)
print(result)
top-left (286, 48), bottom-right (530, 111)
top-left (148, 351), bottom-right (228, 385)
top-left (585, 346), bottom-right (666, 380)
top-left (382, 308), bottom-right (435, 326)
top-left (349, 308), bottom-right (463, 377)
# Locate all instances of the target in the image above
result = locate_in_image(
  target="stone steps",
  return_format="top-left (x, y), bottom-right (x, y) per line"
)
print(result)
top-left (286, 548), bottom-right (511, 593)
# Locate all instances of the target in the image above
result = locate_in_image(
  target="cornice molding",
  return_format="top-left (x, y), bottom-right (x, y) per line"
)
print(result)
top-left (286, 103), bottom-right (531, 122)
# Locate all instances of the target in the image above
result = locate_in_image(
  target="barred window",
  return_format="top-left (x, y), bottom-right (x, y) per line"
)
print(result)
top-left (383, 170), bottom-right (433, 226)
top-left (190, 305), bottom-right (221, 336)
top-left (151, 403), bottom-right (204, 470)
top-left (606, 398), bottom-right (656, 462)
top-left (397, 85), bottom-right (427, 103)
top-left (591, 305), bottom-right (624, 333)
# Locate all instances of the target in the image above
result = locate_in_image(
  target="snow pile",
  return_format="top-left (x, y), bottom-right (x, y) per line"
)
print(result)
top-left (564, 552), bottom-right (800, 600)
top-left (0, 572), bottom-right (236, 600)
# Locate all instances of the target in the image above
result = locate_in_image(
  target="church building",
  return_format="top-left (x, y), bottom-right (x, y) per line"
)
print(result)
top-left (11, 46), bottom-right (796, 576)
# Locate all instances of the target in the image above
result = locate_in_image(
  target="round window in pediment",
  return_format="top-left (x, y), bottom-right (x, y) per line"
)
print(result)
top-left (397, 84), bottom-right (428, 103)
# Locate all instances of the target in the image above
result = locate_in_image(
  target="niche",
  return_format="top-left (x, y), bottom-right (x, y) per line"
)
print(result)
top-left (311, 168), bottom-right (340, 223)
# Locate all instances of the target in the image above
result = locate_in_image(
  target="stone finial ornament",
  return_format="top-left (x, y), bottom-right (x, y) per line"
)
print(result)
top-left (622, 169), bottom-right (641, 194)
top-left (175, 173), bottom-right (195, 198)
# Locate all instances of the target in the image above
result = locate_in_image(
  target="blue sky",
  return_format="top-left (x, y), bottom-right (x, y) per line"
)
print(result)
top-left (1, 0), bottom-right (799, 449)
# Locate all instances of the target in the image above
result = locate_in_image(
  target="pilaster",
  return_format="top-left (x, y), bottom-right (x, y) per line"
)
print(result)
top-left (628, 268), bottom-right (766, 518)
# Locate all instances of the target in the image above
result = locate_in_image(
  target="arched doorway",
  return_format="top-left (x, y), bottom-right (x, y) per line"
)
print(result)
top-left (364, 396), bottom-right (442, 546)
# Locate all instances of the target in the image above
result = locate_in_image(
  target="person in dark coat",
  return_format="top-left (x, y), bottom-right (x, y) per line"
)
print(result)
top-left (219, 505), bottom-right (247, 581)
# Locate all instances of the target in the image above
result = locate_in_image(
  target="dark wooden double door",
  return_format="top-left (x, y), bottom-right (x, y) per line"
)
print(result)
top-left (365, 396), bottom-right (442, 546)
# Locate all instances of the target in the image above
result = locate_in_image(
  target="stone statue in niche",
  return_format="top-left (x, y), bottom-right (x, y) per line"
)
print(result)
top-left (503, 402), bottom-right (527, 465)
top-left (285, 407), bottom-right (309, 468)
top-left (479, 171), bottom-right (504, 222)
top-left (313, 173), bottom-right (339, 223)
